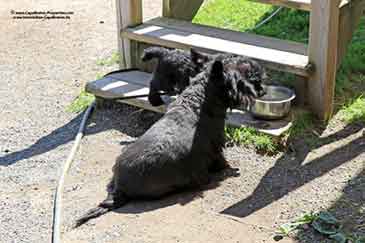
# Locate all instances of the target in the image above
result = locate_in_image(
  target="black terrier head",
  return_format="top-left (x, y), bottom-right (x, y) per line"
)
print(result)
top-left (208, 55), bottom-right (266, 109)
top-left (142, 47), bottom-right (214, 106)
top-left (142, 47), bottom-right (193, 106)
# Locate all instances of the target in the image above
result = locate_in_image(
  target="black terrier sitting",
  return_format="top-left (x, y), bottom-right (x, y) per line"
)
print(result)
top-left (142, 47), bottom-right (211, 106)
top-left (75, 54), bottom-right (266, 227)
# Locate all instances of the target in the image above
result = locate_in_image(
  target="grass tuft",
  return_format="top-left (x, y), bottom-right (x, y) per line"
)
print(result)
top-left (96, 52), bottom-right (120, 66)
top-left (277, 212), bottom-right (318, 236)
top-left (339, 96), bottom-right (365, 124)
top-left (287, 111), bottom-right (315, 137)
top-left (66, 90), bottom-right (95, 113)
top-left (225, 126), bottom-right (279, 154)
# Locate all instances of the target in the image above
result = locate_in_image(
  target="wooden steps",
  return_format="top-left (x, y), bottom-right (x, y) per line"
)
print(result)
top-left (248, 0), bottom-right (350, 11)
top-left (86, 70), bottom-right (293, 136)
top-left (122, 17), bottom-right (311, 77)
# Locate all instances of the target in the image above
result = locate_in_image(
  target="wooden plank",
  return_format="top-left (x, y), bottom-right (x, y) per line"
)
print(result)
top-left (85, 71), bottom-right (151, 99)
top-left (337, 0), bottom-right (365, 68)
top-left (116, 0), bottom-right (142, 68)
top-left (148, 17), bottom-right (308, 56)
top-left (308, 0), bottom-right (341, 120)
top-left (248, 0), bottom-right (311, 11)
top-left (163, 0), bottom-right (204, 20)
top-left (248, 0), bottom-right (349, 11)
top-left (122, 18), bottom-right (311, 76)
top-left (86, 71), bottom-right (293, 136)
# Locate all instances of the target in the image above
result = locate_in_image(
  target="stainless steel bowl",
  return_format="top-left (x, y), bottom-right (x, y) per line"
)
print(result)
top-left (250, 85), bottom-right (296, 120)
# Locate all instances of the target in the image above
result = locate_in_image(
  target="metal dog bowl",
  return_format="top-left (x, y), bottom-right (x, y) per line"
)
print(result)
top-left (250, 85), bottom-right (296, 120)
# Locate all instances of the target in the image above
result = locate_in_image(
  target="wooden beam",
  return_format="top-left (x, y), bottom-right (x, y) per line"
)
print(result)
top-left (337, 0), bottom-right (365, 68)
top-left (115, 0), bottom-right (142, 68)
top-left (163, 0), bottom-right (204, 20)
top-left (308, 0), bottom-right (341, 121)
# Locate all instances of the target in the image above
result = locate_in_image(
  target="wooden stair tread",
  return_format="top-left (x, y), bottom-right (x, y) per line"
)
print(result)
top-left (122, 17), bottom-right (311, 76)
top-left (86, 70), bottom-right (292, 136)
top-left (249, 0), bottom-right (311, 11)
top-left (249, 0), bottom-right (350, 11)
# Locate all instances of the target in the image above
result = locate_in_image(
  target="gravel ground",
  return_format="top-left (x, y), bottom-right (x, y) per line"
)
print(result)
top-left (1, 1), bottom-right (364, 243)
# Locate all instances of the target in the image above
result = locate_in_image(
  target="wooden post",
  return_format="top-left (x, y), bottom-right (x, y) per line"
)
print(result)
top-left (337, 0), bottom-right (365, 68)
top-left (308, 0), bottom-right (341, 121)
top-left (163, 0), bottom-right (204, 21)
top-left (116, 0), bottom-right (142, 68)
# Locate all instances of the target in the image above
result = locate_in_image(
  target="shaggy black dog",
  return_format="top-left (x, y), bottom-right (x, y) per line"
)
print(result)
top-left (75, 54), bottom-right (266, 227)
top-left (142, 47), bottom-right (212, 106)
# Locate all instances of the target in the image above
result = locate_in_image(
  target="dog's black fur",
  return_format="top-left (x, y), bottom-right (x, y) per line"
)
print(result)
top-left (75, 54), bottom-right (266, 227)
top-left (142, 47), bottom-right (212, 106)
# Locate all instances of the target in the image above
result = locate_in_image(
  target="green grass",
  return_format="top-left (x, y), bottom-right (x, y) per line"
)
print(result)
top-left (225, 126), bottom-right (279, 154)
top-left (287, 111), bottom-right (315, 137)
top-left (193, 0), bottom-right (275, 31)
top-left (339, 96), bottom-right (365, 124)
top-left (194, 0), bottom-right (365, 152)
top-left (66, 90), bottom-right (95, 113)
top-left (194, 1), bottom-right (309, 42)
top-left (96, 52), bottom-right (120, 66)
top-left (66, 56), bottom-right (115, 113)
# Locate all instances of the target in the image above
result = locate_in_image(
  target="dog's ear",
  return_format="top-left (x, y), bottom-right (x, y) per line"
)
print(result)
top-left (141, 47), bottom-right (169, 62)
top-left (210, 59), bottom-right (224, 80)
top-left (191, 49), bottom-right (211, 67)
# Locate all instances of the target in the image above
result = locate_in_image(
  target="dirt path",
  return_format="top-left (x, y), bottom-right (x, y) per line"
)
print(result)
top-left (1, 1), bottom-right (364, 243)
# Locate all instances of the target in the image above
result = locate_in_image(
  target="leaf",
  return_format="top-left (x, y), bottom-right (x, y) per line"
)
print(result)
top-left (276, 212), bottom-right (318, 236)
top-left (329, 233), bottom-right (347, 243)
top-left (318, 211), bottom-right (339, 225)
top-left (355, 237), bottom-right (365, 243)
top-left (312, 220), bottom-right (339, 235)
top-left (296, 212), bottom-right (318, 224)
top-left (278, 223), bottom-right (297, 235)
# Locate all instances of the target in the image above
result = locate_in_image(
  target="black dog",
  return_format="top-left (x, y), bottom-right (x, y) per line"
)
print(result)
top-left (75, 54), bottom-right (266, 227)
top-left (142, 47), bottom-right (212, 106)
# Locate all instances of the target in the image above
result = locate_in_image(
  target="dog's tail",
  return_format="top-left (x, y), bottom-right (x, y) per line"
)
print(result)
top-left (141, 47), bottom-right (169, 61)
top-left (74, 194), bottom-right (128, 228)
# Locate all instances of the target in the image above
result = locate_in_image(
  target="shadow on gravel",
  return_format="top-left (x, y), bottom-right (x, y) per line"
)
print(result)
top-left (221, 122), bottom-right (365, 219)
top-left (0, 103), bottom-right (162, 166)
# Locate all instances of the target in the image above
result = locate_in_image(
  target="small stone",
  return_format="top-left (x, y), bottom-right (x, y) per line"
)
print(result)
top-left (273, 235), bottom-right (284, 241)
